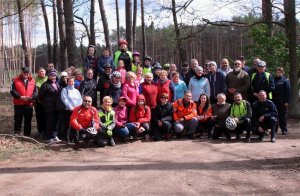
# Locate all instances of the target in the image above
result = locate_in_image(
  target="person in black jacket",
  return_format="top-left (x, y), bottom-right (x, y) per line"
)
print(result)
top-left (97, 63), bottom-right (112, 104)
top-left (252, 90), bottom-right (278, 142)
top-left (39, 69), bottom-right (62, 143)
top-left (79, 69), bottom-right (98, 108)
top-left (152, 93), bottom-right (173, 141)
top-left (273, 67), bottom-right (291, 135)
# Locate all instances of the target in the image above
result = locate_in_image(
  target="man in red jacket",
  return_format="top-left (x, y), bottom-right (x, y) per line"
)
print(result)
top-left (10, 67), bottom-right (37, 136)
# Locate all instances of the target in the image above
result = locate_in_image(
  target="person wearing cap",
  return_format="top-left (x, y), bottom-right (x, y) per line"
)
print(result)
top-left (131, 51), bottom-right (141, 73)
top-left (142, 55), bottom-right (153, 76)
top-left (97, 63), bottom-right (113, 104)
top-left (173, 91), bottom-right (198, 139)
top-left (79, 68), bottom-right (98, 108)
top-left (273, 67), bottom-right (291, 135)
top-left (250, 60), bottom-right (275, 103)
top-left (219, 58), bottom-right (233, 76)
top-left (188, 65), bottom-right (210, 103)
top-left (239, 56), bottom-right (251, 74)
top-left (35, 67), bottom-right (47, 137)
top-left (152, 93), bottom-right (173, 141)
top-left (152, 62), bottom-right (162, 83)
top-left (114, 39), bottom-right (133, 71)
top-left (10, 67), bottom-right (37, 136)
top-left (163, 63), bottom-right (170, 72)
top-left (39, 69), bottom-right (62, 143)
top-left (225, 59), bottom-right (250, 103)
top-left (59, 71), bottom-right (69, 89)
top-left (206, 61), bottom-right (225, 104)
top-left (83, 45), bottom-right (98, 79)
top-left (97, 47), bottom-right (114, 77)
top-left (179, 61), bottom-right (190, 85)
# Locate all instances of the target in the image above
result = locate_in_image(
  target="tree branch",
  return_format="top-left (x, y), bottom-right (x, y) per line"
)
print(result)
top-left (0, 0), bottom-right (36, 20)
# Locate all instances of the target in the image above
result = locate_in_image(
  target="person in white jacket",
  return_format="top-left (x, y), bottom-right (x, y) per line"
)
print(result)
top-left (188, 66), bottom-right (210, 103)
top-left (59, 76), bottom-right (83, 143)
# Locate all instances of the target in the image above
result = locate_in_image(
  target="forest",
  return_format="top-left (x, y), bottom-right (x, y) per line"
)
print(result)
top-left (0, 0), bottom-right (299, 115)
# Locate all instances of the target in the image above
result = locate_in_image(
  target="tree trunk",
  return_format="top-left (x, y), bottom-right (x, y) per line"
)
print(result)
top-left (63, 0), bottom-right (76, 67)
top-left (284, 0), bottom-right (300, 117)
top-left (171, 0), bottom-right (185, 63)
top-left (98, 0), bottom-right (111, 51)
top-left (115, 0), bottom-right (120, 41)
top-left (125, 0), bottom-right (132, 51)
top-left (90, 0), bottom-right (96, 45)
top-left (57, 0), bottom-right (68, 69)
top-left (16, 0), bottom-right (30, 67)
top-left (41, 0), bottom-right (52, 63)
top-left (52, 0), bottom-right (58, 66)
top-left (132, 0), bottom-right (137, 48)
top-left (141, 0), bottom-right (146, 57)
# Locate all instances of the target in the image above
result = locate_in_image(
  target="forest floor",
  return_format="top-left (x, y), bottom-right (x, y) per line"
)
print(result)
top-left (0, 92), bottom-right (299, 195)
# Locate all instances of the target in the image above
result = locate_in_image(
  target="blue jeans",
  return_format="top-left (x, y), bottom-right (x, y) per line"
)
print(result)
top-left (114, 123), bottom-right (136, 138)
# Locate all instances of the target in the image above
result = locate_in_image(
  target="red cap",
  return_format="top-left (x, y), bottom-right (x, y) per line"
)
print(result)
top-left (118, 40), bottom-right (128, 46)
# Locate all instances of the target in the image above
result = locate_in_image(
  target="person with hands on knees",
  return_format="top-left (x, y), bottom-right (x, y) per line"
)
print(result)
top-left (98, 96), bottom-right (116, 146)
top-left (129, 94), bottom-right (151, 141)
top-left (173, 91), bottom-right (198, 139)
top-left (197, 93), bottom-right (213, 139)
top-left (70, 95), bottom-right (100, 150)
top-left (252, 90), bottom-right (278, 143)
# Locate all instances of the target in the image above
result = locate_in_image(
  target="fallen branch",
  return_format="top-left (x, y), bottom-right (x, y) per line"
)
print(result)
top-left (0, 134), bottom-right (42, 145)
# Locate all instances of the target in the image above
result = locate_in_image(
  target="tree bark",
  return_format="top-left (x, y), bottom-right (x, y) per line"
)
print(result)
top-left (115, 0), bottom-right (120, 41)
top-left (41, 0), bottom-right (52, 63)
top-left (284, 0), bottom-right (300, 117)
top-left (52, 0), bottom-right (58, 66)
top-left (98, 0), bottom-right (111, 51)
top-left (141, 0), bottom-right (146, 57)
top-left (63, 0), bottom-right (76, 67)
top-left (132, 0), bottom-right (137, 48)
top-left (90, 0), bottom-right (96, 45)
top-left (262, 0), bottom-right (273, 37)
top-left (57, 0), bottom-right (68, 69)
top-left (16, 0), bottom-right (30, 67)
top-left (125, 0), bottom-right (132, 51)
top-left (171, 0), bottom-right (185, 63)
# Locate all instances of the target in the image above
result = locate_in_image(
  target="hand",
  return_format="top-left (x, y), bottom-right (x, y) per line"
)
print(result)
top-left (134, 122), bottom-right (140, 128)
top-left (180, 118), bottom-right (184, 122)
top-left (253, 93), bottom-right (258, 97)
top-left (258, 126), bottom-right (264, 133)
top-left (198, 115), bottom-right (204, 121)
top-left (259, 115), bottom-right (264, 122)
top-left (211, 115), bottom-right (217, 120)
top-left (158, 120), bottom-right (162, 127)
top-left (284, 103), bottom-right (288, 108)
top-left (79, 128), bottom-right (85, 132)
top-left (234, 118), bottom-right (239, 123)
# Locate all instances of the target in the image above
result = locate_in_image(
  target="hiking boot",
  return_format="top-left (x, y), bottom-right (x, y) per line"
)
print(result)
top-left (73, 143), bottom-right (81, 151)
top-left (271, 137), bottom-right (276, 143)
top-left (109, 137), bottom-right (116, 146)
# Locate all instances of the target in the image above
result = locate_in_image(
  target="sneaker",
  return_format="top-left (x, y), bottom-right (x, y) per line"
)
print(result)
top-left (53, 137), bottom-right (62, 142)
top-left (46, 138), bottom-right (55, 144)
top-left (109, 138), bottom-right (116, 146)
top-left (271, 138), bottom-right (276, 143)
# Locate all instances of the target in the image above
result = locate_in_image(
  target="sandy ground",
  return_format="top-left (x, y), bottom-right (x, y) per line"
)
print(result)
top-left (0, 93), bottom-right (299, 195)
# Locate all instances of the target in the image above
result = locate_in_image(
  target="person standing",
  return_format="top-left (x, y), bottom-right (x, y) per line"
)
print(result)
top-left (273, 67), bottom-right (291, 135)
top-left (219, 58), bottom-right (232, 76)
top-left (83, 45), bottom-right (98, 79)
top-left (114, 39), bottom-right (133, 71)
top-left (188, 66), bottom-right (210, 103)
top-left (10, 67), bottom-right (37, 136)
top-left (79, 69), bottom-right (98, 108)
top-left (206, 61), bottom-right (225, 104)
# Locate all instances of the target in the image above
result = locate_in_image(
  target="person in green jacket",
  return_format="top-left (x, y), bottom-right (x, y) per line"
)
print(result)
top-left (113, 39), bottom-right (132, 71)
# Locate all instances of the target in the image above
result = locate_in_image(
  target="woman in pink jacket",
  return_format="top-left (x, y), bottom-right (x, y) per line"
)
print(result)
top-left (122, 71), bottom-right (139, 108)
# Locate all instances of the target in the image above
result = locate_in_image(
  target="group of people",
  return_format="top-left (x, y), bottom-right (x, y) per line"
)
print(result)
top-left (10, 39), bottom-right (291, 149)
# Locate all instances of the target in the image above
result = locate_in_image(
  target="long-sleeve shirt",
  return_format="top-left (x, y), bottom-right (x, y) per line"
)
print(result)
top-left (61, 85), bottom-right (83, 110)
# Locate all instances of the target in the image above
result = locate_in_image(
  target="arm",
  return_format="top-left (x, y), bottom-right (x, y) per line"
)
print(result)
top-left (204, 78), bottom-right (211, 97)
top-left (264, 101), bottom-right (278, 118)
top-left (139, 84), bottom-right (143, 94)
top-left (169, 81), bottom-right (176, 102)
top-left (137, 107), bottom-right (151, 123)
top-left (184, 103), bottom-right (198, 120)
top-left (284, 79), bottom-right (291, 103)
top-left (203, 106), bottom-right (212, 121)
top-left (61, 88), bottom-right (72, 110)
top-left (70, 107), bottom-right (83, 130)
top-left (10, 80), bottom-right (21, 99)
top-left (244, 101), bottom-right (252, 119)
top-left (173, 101), bottom-right (180, 121)
top-left (268, 74), bottom-right (275, 92)
top-left (31, 84), bottom-right (38, 99)
top-left (129, 107), bottom-right (136, 122)
top-left (183, 82), bottom-right (188, 94)
top-left (92, 107), bottom-right (100, 130)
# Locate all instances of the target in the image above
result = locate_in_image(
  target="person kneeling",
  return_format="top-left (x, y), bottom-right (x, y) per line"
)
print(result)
top-left (70, 95), bottom-right (100, 150)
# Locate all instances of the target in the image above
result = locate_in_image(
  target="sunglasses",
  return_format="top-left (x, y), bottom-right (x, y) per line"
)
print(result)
top-left (83, 100), bottom-right (92, 103)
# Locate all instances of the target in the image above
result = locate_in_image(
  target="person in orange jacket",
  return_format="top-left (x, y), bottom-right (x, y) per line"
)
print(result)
top-left (129, 94), bottom-right (151, 140)
top-left (173, 91), bottom-right (198, 139)
top-left (197, 93), bottom-right (213, 139)
top-left (70, 95), bottom-right (100, 149)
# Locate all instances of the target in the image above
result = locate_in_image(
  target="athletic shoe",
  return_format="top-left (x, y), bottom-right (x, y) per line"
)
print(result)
top-left (244, 138), bottom-right (251, 143)
top-left (271, 138), bottom-right (276, 143)
top-left (45, 138), bottom-right (55, 144)
top-left (109, 138), bottom-right (116, 146)
top-left (53, 137), bottom-right (62, 142)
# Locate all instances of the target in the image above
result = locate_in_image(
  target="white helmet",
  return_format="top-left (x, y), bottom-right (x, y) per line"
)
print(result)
top-left (86, 127), bottom-right (98, 135)
top-left (226, 117), bottom-right (237, 130)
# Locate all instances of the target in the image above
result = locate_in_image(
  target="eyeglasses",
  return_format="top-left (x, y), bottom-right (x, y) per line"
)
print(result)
top-left (161, 97), bottom-right (168, 99)
top-left (83, 100), bottom-right (92, 103)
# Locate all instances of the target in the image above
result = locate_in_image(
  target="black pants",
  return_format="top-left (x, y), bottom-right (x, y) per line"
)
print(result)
top-left (153, 121), bottom-right (172, 141)
top-left (198, 119), bottom-right (214, 138)
top-left (235, 118), bottom-right (251, 139)
top-left (274, 101), bottom-right (287, 133)
top-left (259, 117), bottom-right (277, 139)
top-left (212, 125), bottom-right (230, 140)
top-left (58, 110), bottom-right (72, 141)
top-left (14, 105), bottom-right (33, 136)
top-left (35, 102), bottom-right (46, 134)
top-left (45, 111), bottom-right (59, 140)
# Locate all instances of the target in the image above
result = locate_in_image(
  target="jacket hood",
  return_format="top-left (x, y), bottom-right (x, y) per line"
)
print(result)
top-left (137, 94), bottom-right (146, 102)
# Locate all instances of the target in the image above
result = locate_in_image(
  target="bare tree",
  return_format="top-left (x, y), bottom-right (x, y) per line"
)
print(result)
top-left (98, 0), bottom-right (111, 51)
top-left (125, 0), bottom-right (133, 50)
top-left (63, 0), bottom-right (76, 67)
top-left (141, 0), bottom-right (146, 57)
top-left (16, 0), bottom-right (30, 67)
top-left (41, 0), bottom-right (52, 63)
top-left (115, 0), bottom-right (120, 41)
top-left (132, 0), bottom-right (137, 47)
top-left (90, 0), bottom-right (96, 45)
top-left (52, 0), bottom-right (58, 66)
top-left (57, 0), bottom-right (68, 69)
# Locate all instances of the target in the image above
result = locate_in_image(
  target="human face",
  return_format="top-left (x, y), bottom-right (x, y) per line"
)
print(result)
top-left (22, 72), bottom-right (29, 80)
top-left (160, 96), bottom-right (168, 104)
top-left (38, 69), bottom-right (46, 78)
top-left (126, 75), bottom-right (135, 83)
top-left (118, 60), bottom-right (124, 68)
top-left (144, 59), bottom-right (151, 66)
top-left (137, 100), bottom-right (145, 106)
top-left (47, 63), bottom-right (54, 71)
top-left (221, 59), bottom-right (229, 69)
top-left (196, 70), bottom-right (203, 76)
top-left (258, 91), bottom-right (267, 102)
top-left (233, 60), bottom-right (242, 72)
top-left (257, 66), bottom-right (265, 73)
top-left (67, 78), bottom-right (75, 86)
top-left (200, 95), bottom-right (207, 104)
top-left (88, 47), bottom-right (95, 56)
top-left (217, 95), bottom-right (226, 104)
top-left (137, 68), bottom-right (143, 76)
top-left (172, 74), bottom-right (179, 83)
top-left (83, 97), bottom-right (92, 108)
top-left (86, 70), bottom-right (93, 79)
top-left (145, 75), bottom-right (153, 83)
top-left (234, 94), bottom-right (242, 104)
top-left (276, 70), bottom-right (283, 77)
top-left (120, 43), bottom-right (127, 50)
top-left (134, 56), bottom-right (140, 62)
top-left (104, 68), bottom-right (112, 75)
top-left (118, 99), bottom-right (126, 107)
top-left (159, 73), bottom-right (168, 81)
top-left (48, 74), bottom-right (56, 82)
top-left (103, 99), bottom-right (112, 109)
top-left (184, 93), bottom-right (192, 102)
top-left (209, 64), bottom-right (217, 73)
top-left (182, 64), bottom-right (189, 72)
top-left (191, 61), bottom-right (198, 70)
top-left (112, 76), bottom-right (121, 83)
top-left (170, 64), bottom-right (177, 72)
top-left (102, 50), bottom-right (109, 57)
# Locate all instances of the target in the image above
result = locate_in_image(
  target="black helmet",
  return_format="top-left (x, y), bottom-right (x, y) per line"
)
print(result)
top-left (152, 62), bottom-right (162, 70)
top-left (144, 55), bottom-right (152, 61)
top-left (103, 63), bottom-right (112, 69)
